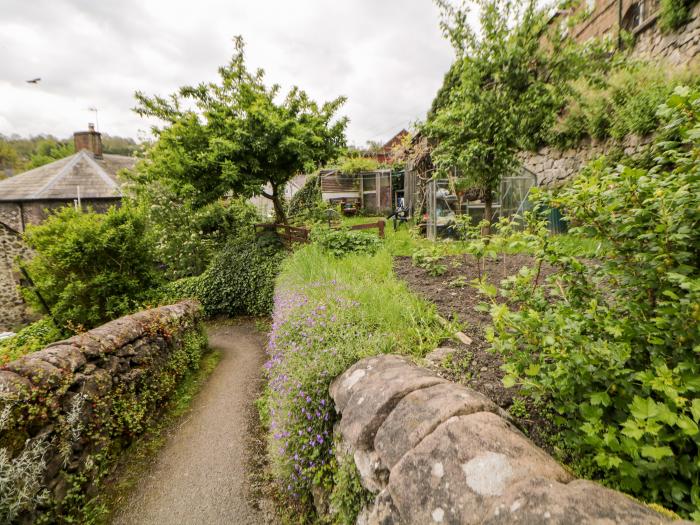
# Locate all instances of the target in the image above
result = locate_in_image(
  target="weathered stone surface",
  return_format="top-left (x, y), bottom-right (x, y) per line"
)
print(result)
top-left (424, 347), bottom-right (457, 366)
top-left (388, 412), bottom-right (572, 525)
top-left (357, 489), bottom-right (403, 525)
top-left (482, 477), bottom-right (685, 525)
top-left (0, 370), bottom-right (32, 398)
top-left (339, 360), bottom-right (445, 450)
top-left (33, 345), bottom-right (86, 372)
top-left (330, 354), bottom-right (414, 414)
top-left (6, 356), bottom-right (65, 385)
top-left (354, 448), bottom-right (389, 493)
top-left (375, 382), bottom-right (501, 470)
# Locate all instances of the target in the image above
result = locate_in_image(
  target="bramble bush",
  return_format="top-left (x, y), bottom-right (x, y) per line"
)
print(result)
top-left (311, 227), bottom-right (382, 257)
top-left (261, 245), bottom-right (445, 522)
top-left (22, 206), bottom-right (160, 330)
top-left (488, 87), bottom-right (700, 519)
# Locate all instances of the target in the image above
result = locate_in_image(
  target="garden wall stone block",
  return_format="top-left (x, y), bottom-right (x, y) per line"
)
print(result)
top-left (329, 354), bottom-right (685, 525)
top-left (0, 300), bottom-right (203, 522)
top-left (374, 382), bottom-right (501, 470)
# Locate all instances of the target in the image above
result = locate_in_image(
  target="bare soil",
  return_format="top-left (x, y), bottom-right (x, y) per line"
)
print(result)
top-left (394, 254), bottom-right (558, 452)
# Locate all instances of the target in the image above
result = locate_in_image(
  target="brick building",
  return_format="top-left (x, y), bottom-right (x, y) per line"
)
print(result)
top-left (555, 0), bottom-right (700, 63)
top-left (0, 125), bottom-right (135, 330)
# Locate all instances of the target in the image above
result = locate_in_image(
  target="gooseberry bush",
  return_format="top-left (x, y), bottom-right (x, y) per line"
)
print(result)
top-left (489, 87), bottom-right (700, 519)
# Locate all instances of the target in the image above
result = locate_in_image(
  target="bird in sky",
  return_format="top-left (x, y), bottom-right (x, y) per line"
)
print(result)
top-left (26, 78), bottom-right (41, 84)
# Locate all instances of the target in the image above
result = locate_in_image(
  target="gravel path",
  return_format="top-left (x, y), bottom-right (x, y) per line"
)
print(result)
top-left (113, 320), bottom-right (274, 525)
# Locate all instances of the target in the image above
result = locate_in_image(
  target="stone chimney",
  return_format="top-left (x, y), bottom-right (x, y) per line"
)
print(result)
top-left (73, 123), bottom-right (103, 159)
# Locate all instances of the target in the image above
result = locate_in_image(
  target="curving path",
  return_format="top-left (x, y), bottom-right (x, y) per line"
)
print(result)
top-left (113, 320), bottom-right (274, 525)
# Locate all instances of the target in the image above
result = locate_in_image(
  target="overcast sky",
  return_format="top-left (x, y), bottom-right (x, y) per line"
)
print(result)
top-left (0, 0), bottom-right (457, 147)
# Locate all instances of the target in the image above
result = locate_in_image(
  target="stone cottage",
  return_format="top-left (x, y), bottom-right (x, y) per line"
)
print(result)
top-left (0, 125), bottom-right (135, 330)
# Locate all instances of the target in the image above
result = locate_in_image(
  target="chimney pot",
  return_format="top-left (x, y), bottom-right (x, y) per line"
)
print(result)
top-left (74, 123), bottom-right (103, 159)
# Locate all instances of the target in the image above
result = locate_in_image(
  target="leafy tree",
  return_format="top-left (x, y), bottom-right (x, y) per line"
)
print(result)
top-left (424, 0), bottom-right (603, 233)
top-left (133, 37), bottom-right (347, 223)
top-left (26, 139), bottom-right (74, 169)
top-left (0, 141), bottom-right (19, 178)
top-left (22, 206), bottom-right (160, 330)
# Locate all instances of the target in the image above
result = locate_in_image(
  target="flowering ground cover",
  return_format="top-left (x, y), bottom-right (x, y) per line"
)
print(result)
top-left (260, 243), bottom-right (447, 522)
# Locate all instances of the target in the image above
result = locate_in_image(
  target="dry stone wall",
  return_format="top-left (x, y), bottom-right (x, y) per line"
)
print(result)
top-left (633, 4), bottom-right (700, 65)
top-left (0, 223), bottom-right (34, 329)
top-left (0, 301), bottom-right (203, 523)
top-left (520, 135), bottom-right (652, 187)
top-left (329, 354), bottom-right (688, 525)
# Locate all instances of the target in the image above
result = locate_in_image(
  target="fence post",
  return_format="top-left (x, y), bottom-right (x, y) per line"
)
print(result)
top-left (378, 220), bottom-right (385, 239)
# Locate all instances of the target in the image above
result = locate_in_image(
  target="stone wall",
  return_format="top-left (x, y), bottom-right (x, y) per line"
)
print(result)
top-left (633, 3), bottom-right (700, 65)
top-left (329, 354), bottom-right (686, 524)
top-left (0, 222), bottom-right (34, 329)
top-left (0, 301), bottom-right (204, 522)
top-left (520, 135), bottom-right (652, 187)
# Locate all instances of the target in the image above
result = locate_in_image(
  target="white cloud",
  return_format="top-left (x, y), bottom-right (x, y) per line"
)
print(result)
top-left (0, 0), bottom-right (456, 146)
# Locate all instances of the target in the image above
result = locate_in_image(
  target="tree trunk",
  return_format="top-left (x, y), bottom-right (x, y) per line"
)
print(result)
top-left (263, 185), bottom-right (288, 224)
top-left (482, 188), bottom-right (493, 237)
top-left (272, 187), bottom-right (287, 224)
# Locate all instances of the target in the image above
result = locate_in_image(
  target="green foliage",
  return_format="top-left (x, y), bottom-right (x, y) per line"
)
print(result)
top-left (134, 37), bottom-right (347, 223)
top-left (22, 206), bottom-right (160, 330)
top-left (553, 63), bottom-right (700, 147)
top-left (425, 0), bottom-right (607, 226)
top-left (287, 174), bottom-right (328, 224)
top-left (328, 450), bottom-right (373, 525)
top-left (659, 0), bottom-right (695, 33)
top-left (489, 87), bottom-right (700, 519)
top-left (262, 245), bottom-right (446, 519)
top-left (196, 235), bottom-right (285, 317)
top-left (0, 319), bottom-right (63, 365)
top-left (25, 139), bottom-right (74, 170)
top-left (132, 178), bottom-right (260, 278)
top-left (412, 246), bottom-right (447, 276)
top-left (338, 156), bottom-right (379, 174)
top-left (311, 227), bottom-right (382, 257)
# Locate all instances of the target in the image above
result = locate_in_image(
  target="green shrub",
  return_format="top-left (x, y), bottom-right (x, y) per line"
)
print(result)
top-left (0, 319), bottom-right (63, 364)
top-left (197, 235), bottom-right (285, 317)
top-left (490, 87), bottom-right (700, 519)
top-left (155, 275), bottom-right (203, 305)
top-left (22, 206), bottom-right (160, 330)
top-left (552, 63), bottom-right (700, 147)
top-left (311, 228), bottom-right (382, 257)
top-left (134, 179), bottom-right (260, 279)
top-left (262, 245), bottom-right (445, 521)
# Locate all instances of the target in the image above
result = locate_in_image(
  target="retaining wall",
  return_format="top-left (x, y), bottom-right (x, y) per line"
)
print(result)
top-left (329, 354), bottom-right (688, 524)
top-left (0, 300), bottom-right (203, 522)
top-left (520, 135), bottom-right (652, 188)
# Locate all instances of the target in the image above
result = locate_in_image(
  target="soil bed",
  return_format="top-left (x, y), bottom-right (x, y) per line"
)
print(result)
top-left (394, 253), bottom-right (558, 453)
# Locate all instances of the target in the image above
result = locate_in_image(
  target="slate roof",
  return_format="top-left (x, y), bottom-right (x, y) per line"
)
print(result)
top-left (0, 151), bottom-right (135, 202)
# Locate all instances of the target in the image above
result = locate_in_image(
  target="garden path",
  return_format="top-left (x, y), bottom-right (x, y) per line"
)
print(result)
top-left (113, 320), bottom-right (274, 525)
